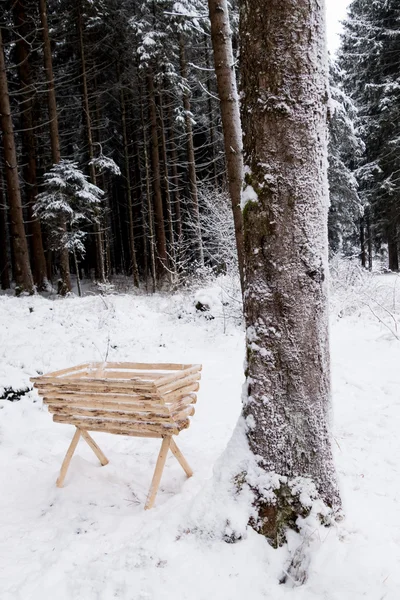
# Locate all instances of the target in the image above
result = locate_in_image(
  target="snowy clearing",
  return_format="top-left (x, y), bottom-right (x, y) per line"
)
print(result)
top-left (1, 275), bottom-right (400, 599)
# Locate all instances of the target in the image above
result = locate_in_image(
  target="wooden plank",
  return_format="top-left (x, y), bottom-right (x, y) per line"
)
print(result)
top-left (155, 364), bottom-right (202, 388)
top-left (56, 427), bottom-right (81, 487)
top-left (169, 393), bottom-right (197, 412)
top-left (171, 406), bottom-right (195, 421)
top-left (48, 405), bottom-right (175, 424)
top-left (41, 390), bottom-right (164, 404)
top-left (53, 414), bottom-right (180, 436)
top-left (94, 371), bottom-right (166, 381)
top-left (170, 438), bottom-right (193, 477)
top-left (30, 363), bottom-right (90, 382)
top-left (163, 383), bottom-right (200, 404)
top-left (44, 398), bottom-right (169, 412)
top-left (157, 373), bottom-right (201, 396)
top-left (145, 437), bottom-right (171, 509)
top-left (80, 429), bottom-right (109, 466)
top-left (100, 362), bottom-right (195, 371)
top-left (37, 376), bottom-right (158, 391)
top-left (34, 379), bottom-right (159, 395)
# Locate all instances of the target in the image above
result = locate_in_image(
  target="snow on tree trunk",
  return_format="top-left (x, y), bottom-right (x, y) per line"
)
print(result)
top-left (239, 0), bottom-right (341, 543)
top-left (208, 0), bottom-right (245, 293)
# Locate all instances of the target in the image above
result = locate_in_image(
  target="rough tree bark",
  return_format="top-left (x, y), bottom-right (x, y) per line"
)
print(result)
top-left (0, 27), bottom-right (33, 294)
top-left (208, 0), bottom-right (245, 292)
top-left (39, 0), bottom-right (71, 294)
top-left (239, 0), bottom-right (341, 546)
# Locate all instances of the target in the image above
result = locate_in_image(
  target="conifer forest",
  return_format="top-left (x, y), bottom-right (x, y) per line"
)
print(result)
top-left (2, 2), bottom-right (400, 599)
top-left (1, 0), bottom-right (397, 296)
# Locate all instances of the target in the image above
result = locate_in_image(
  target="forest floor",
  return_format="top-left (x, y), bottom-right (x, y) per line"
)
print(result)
top-left (1, 269), bottom-right (400, 599)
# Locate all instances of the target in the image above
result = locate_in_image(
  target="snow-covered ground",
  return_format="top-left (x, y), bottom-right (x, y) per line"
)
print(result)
top-left (1, 273), bottom-right (400, 599)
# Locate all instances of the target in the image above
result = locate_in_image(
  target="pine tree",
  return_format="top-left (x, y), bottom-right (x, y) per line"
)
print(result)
top-left (33, 160), bottom-right (104, 295)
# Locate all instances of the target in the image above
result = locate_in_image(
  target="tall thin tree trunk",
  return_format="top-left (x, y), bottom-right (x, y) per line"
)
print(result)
top-left (239, 0), bottom-right (341, 548)
top-left (0, 164), bottom-right (10, 289)
top-left (0, 28), bottom-right (33, 294)
top-left (120, 84), bottom-right (139, 287)
top-left (204, 36), bottom-right (218, 183)
top-left (168, 101), bottom-right (183, 243)
top-left (141, 89), bottom-right (157, 293)
top-left (360, 216), bottom-right (366, 268)
top-left (73, 248), bottom-right (82, 297)
top-left (39, 0), bottom-right (71, 294)
top-left (147, 71), bottom-right (167, 277)
top-left (13, 0), bottom-right (47, 290)
top-left (179, 35), bottom-right (204, 267)
top-left (159, 92), bottom-right (176, 278)
top-left (388, 223), bottom-right (398, 271)
top-left (76, 1), bottom-right (105, 283)
top-left (366, 208), bottom-right (373, 271)
top-left (208, 0), bottom-right (244, 292)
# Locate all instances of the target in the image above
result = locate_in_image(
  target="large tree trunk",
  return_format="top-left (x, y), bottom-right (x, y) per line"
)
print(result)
top-left (208, 0), bottom-right (244, 292)
top-left (0, 28), bottom-right (33, 294)
top-left (239, 0), bottom-right (341, 546)
top-left (13, 0), bottom-right (48, 290)
top-left (39, 0), bottom-right (71, 294)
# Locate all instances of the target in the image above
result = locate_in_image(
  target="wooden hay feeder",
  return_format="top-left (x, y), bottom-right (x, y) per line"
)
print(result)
top-left (31, 362), bottom-right (202, 509)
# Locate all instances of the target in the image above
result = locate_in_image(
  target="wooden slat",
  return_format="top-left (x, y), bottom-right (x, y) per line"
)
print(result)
top-left (100, 362), bottom-right (195, 371)
top-left (48, 405), bottom-right (175, 423)
top-left (41, 389), bottom-right (164, 404)
top-left (96, 371), bottom-right (166, 380)
top-left (163, 382), bottom-right (200, 404)
top-left (53, 415), bottom-right (180, 436)
top-left (171, 406), bottom-right (195, 421)
top-left (34, 379), bottom-right (159, 395)
top-left (80, 430), bottom-right (109, 466)
top-left (56, 428), bottom-right (81, 487)
top-left (169, 393), bottom-right (197, 412)
top-left (170, 439), bottom-right (193, 478)
top-left (157, 372), bottom-right (201, 395)
top-left (44, 398), bottom-right (169, 413)
top-left (155, 364), bottom-right (202, 387)
top-left (30, 363), bottom-right (90, 382)
top-left (145, 437), bottom-right (171, 510)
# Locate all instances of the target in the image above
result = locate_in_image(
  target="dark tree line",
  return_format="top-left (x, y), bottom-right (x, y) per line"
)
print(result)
top-left (0, 0), bottom-right (233, 294)
top-left (336, 0), bottom-right (400, 270)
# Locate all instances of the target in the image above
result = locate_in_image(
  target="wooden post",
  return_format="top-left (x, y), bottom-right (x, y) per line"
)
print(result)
top-left (170, 438), bottom-right (193, 477)
top-left (80, 429), bottom-right (109, 466)
top-left (145, 436), bottom-right (171, 510)
top-left (56, 428), bottom-right (81, 487)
